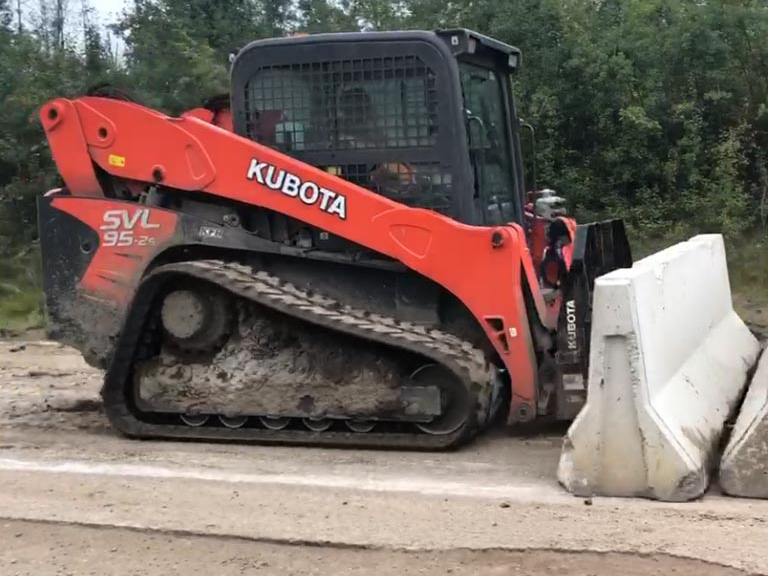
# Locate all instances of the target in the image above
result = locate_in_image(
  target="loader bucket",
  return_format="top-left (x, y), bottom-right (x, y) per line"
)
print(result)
top-left (553, 218), bottom-right (632, 420)
top-left (573, 218), bottom-right (633, 283)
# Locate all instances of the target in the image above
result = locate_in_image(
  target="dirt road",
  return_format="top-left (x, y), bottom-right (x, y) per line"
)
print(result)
top-left (0, 519), bottom-right (747, 576)
top-left (1, 341), bottom-right (767, 575)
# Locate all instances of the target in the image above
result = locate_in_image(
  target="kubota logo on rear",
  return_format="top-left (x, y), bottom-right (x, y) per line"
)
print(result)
top-left (246, 158), bottom-right (347, 220)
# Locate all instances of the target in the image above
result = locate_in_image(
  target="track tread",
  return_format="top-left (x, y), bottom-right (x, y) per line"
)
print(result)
top-left (102, 259), bottom-right (494, 450)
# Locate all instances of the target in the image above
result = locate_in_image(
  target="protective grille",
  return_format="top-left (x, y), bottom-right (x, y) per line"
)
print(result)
top-left (322, 162), bottom-right (452, 213)
top-left (244, 56), bottom-right (439, 152)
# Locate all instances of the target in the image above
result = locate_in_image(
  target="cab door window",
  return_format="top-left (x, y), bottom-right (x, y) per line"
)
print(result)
top-left (459, 63), bottom-right (516, 224)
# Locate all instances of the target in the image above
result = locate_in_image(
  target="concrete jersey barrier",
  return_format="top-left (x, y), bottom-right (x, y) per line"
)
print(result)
top-left (719, 348), bottom-right (768, 498)
top-left (558, 234), bottom-right (760, 501)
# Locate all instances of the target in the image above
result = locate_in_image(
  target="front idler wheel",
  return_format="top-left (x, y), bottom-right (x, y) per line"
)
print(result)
top-left (411, 364), bottom-right (468, 436)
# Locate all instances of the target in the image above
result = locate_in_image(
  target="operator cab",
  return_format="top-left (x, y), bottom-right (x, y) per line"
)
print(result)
top-left (230, 29), bottom-right (525, 227)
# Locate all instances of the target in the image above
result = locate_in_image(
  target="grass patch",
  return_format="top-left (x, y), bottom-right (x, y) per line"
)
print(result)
top-left (0, 247), bottom-right (44, 332)
top-left (0, 286), bottom-right (43, 331)
top-left (725, 234), bottom-right (768, 331)
top-left (626, 228), bottom-right (768, 329)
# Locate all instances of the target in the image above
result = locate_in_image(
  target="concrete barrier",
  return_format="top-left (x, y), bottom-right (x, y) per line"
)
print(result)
top-left (719, 348), bottom-right (768, 498)
top-left (558, 234), bottom-right (760, 501)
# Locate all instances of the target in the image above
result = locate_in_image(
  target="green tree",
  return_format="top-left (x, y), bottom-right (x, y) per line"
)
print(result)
top-left (114, 0), bottom-right (229, 112)
top-left (5, 0), bottom-right (768, 327)
top-left (296, 0), bottom-right (357, 33)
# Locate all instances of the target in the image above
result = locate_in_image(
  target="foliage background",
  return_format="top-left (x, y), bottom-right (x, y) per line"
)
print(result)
top-left (2, 0), bottom-right (768, 329)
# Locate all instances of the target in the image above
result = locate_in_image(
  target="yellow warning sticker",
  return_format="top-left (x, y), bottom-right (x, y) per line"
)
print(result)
top-left (108, 154), bottom-right (126, 168)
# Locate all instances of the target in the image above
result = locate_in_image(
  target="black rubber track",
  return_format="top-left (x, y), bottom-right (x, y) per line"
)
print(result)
top-left (102, 260), bottom-right (494, 450)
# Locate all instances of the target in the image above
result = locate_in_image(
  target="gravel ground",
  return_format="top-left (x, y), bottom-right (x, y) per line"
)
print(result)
top-left (0, 519), bottom-right (749, 576)
top-left (1, 340), bottom-right (766, 575)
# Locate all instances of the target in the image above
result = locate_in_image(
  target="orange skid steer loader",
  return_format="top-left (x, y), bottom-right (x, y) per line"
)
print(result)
top-left (37, 29), bottom-right (631, 449)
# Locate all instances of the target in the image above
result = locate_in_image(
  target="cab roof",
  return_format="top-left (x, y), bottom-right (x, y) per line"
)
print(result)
top-left (235, 29), bottom-right (522, 71)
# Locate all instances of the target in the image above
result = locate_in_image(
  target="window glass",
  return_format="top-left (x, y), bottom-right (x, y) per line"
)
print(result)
top-left (459, 63), bottom-right (515, 223)
top-left (242, 58), bottom-right (451, 212)
top-left (245, 57), bottom-right (438, 152)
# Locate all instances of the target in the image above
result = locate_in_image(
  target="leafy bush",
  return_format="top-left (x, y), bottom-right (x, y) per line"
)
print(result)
top-left (3, 0), bottom-right (768, 330)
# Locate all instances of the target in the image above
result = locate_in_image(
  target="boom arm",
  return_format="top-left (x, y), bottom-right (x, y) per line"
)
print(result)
top-left (40, 96), bottom-right (554, 422)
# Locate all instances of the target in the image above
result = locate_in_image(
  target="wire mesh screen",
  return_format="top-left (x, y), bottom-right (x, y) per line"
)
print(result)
top-left (243, 55), bottom-right (452, 212)
top-left (244, 56), bottom-right (438, 151)
top-left (324, 161), bottom-right (452, 212)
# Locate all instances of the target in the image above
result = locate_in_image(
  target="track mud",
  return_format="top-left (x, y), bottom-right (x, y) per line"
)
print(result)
top-left (136, 307), bottom-right (408, 417)
top-left (50, 293), bottom-right (122, 368)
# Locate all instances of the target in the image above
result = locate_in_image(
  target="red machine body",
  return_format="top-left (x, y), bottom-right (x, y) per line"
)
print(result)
top-left (42, 95), bottom-right (563, 422)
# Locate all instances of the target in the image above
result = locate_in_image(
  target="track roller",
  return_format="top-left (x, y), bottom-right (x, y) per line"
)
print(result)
top-left (260, 416), bottom-right (290, 430)
top-left (180, 414), bottom-right (209, 427)
top-left (303, 418), bottom-right (332, 432)
top-left (218, 415), bottom-right (248, 429)
top-left (346, 420), bottom-right (376, 433)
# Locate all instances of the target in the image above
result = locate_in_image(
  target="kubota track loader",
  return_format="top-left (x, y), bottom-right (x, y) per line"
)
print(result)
top-left (37, 29), bottom-right (631, 448)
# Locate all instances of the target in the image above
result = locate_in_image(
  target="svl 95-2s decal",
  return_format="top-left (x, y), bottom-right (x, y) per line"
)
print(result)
top-left (100, 208), bottom-right (160, 247)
